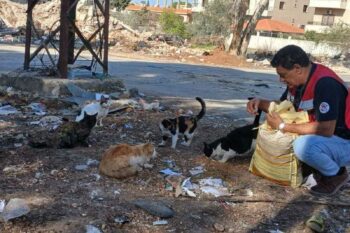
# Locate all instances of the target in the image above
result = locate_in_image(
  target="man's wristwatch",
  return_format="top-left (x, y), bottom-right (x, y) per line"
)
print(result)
top-left (278, 122), bottom-right (286, 132)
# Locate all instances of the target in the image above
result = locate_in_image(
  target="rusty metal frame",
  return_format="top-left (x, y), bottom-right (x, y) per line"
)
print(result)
top-left (24, 0), bottom-right (110, 79)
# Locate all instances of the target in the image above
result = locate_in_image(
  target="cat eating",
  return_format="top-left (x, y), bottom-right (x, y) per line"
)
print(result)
top-left (29, 112), bottom-right (97, 149)
top-left (99, 143), bottom-right (156, 179)
top-left (159, 97), bottom-right (206, 149)
top-left (203, 110), bottom-right (262, 163)
top-left (76, 95), bottom-right (110, 127)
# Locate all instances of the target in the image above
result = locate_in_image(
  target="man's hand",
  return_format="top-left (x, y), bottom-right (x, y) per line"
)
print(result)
top-left (266, 112), bottom-right (284, 130)
top-left (247, 98), bottom-right (260, 115)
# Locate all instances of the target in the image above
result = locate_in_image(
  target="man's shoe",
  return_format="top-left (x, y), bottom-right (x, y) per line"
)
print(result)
top-left (310, 167), bottom-right (350, 196)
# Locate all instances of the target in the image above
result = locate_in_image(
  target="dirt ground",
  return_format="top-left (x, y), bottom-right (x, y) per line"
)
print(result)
top-left (0, 87), bottom-right (350, 233)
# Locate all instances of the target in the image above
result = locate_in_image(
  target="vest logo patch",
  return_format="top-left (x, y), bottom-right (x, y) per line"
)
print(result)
top-left (319, 102), bottom-right (330, 114)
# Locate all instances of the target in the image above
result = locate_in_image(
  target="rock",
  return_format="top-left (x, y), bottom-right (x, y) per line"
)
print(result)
top-left (133, 199), bottom-right (175, 218)
top-left (246, 58), bottom-right (254, 63)
top-left (213, 223), bottom-right (225, 232)
top-left (1, 198), bottom-right (30, 222)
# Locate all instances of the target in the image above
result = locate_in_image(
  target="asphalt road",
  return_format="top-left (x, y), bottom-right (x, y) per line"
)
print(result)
top-left (1, 44), bottom-right (349, 121)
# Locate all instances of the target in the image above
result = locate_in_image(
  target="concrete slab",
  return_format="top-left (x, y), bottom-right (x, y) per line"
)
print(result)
top-left (0, 71), bottom-right (125, 97)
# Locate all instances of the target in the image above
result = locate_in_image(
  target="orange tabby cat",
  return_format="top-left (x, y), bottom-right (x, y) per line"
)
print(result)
top-left (99, 143), bottom-right (156, 178)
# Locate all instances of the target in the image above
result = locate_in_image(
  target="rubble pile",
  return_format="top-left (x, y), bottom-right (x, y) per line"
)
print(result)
top-left (0, 0), bottom-right (216, 64)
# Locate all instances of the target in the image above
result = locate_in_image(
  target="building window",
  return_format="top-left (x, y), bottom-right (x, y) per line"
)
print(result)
top-left (303, 5), bottom-right (307, 12)
top-left (322, 14), bottom-right (335, 26)
top-left (279, 1), bottom-right (285, 10)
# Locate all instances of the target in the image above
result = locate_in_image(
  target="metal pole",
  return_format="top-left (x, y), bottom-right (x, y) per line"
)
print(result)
top-left (24, 0), bottom-right (34, 70)
top-left (103, 0), bottom-right (109, 75)
top-left (58, 0), bottom-right (69, 78)
top-left (68, 0), bottom-right (77, 65)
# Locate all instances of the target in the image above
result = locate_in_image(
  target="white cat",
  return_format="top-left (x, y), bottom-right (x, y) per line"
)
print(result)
top-left (76, 95), bottom-right (110, 126)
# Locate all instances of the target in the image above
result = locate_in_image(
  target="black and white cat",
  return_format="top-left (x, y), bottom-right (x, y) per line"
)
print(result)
top-left (76, 95), bottom-right (110, 126)
top-left (159, 97), bottom-right (206, 149)
top-left (203, 110), bottom-right (262, 163)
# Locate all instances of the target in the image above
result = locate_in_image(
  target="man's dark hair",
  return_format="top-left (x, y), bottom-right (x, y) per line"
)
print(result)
top-left (270, 45), bottom-right (310, 69)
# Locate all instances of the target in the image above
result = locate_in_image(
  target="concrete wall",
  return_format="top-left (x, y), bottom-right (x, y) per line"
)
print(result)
top-left (248, 35), bottom-right (342, 57)
top-left (270, 0), bottom-right (315, 27)
top-left (248, 0), bottom-right (315, 27)
top-left (313, 8), bottom-right (345, 25)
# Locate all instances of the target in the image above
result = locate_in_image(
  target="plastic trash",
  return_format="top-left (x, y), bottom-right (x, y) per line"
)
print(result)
top-left (0, 200), bottom-right (5, 213)
top-left (29, 103), bottom-right (46, 116)
top-left (159, 168), bottom-right (182, 176)
top-left (85, 225), bottom-right (102, 233)
top-left (0, 105), bottom-right (19, 115)
top-left (189, 166), bottom-right (205, 176)
top-left (1, 198), bottom-right (30, 222)
top-left (153, 220), bottom-right (168, 225)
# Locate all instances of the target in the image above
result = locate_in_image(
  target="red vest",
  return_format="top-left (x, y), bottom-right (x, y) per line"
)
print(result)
top-left (288, 64), bottom-right (350, 129)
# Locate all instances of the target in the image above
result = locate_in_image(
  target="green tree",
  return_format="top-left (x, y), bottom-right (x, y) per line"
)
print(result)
top-left (159, 10), bottom-right (187, 38)
top-left (111, 0), bottom-right (131, 11)
top-left (113, 8), bottom-right (159, 31)
top-left (305, 22), bottom-right (350, 52)
top-left (187, 0), bottom-right (233, 37)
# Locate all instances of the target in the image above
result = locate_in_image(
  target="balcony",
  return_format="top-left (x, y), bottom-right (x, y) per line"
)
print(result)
top-left (309, 0), bottom-right (347, 9)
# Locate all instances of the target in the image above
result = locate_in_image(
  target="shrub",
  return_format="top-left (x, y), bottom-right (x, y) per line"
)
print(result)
top-left (159, 10), bottom-right (188, 38)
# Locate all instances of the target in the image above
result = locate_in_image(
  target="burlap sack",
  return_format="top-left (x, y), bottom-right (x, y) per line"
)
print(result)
top-left (249, 100), bottom-right (309, 187)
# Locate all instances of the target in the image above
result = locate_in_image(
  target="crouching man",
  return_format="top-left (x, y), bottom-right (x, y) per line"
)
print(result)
top-left (247, 45), bottom-right (350, 196)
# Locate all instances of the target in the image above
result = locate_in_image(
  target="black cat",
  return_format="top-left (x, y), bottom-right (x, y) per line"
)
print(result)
top-left (203, 110), bottom-right (262, 162)
top-left (29, 112), bottom-right (97, 149)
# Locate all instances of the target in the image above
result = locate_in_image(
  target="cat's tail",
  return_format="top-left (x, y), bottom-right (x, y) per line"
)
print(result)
top-left (195, 97), bottom-right (206, 121)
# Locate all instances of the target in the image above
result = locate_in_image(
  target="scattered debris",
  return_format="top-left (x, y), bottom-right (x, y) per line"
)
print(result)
top-left (75, 164), bottom-right (89, 171)
top-left (213, 223), bottom-right (225, 232)
top-left (0, 105), bottom-right (19, 115)
top-left (0, 200), bottom-right (5, 213)
top-left (160, 168), bottom-right (182, 176)
top-left (268, 230), bottom-right (284, 233)
top-left (114, 215), bottom-right (130, 225)
top-left (30, 115), bottom-right (62, 130)
top-left (199, 178), bottom-right (231, 197)
top-left (139, 98), bottom-right (160, 111)
top-left (133, 199), bottom-right (175, 218)
top-left (85, 225), bottom-right (102, 233)
top-left (189, 166), bottom-right (205, 176)
top-left (28, 102), bottom-right (46, 115)
top-left (0, 198), bottom-right (30, 222)
top-left (153, 220), bottom-right (168, 225)
top-left (181, 177), bottom-right (197, 197)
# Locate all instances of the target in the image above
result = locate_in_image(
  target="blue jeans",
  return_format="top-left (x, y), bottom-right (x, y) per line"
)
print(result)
top-left (293, 135), bottom-right (350, 176)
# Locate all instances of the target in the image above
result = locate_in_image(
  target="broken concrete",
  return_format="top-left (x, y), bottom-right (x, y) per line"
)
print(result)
top-left (0, 72), bottom-right (125, 97)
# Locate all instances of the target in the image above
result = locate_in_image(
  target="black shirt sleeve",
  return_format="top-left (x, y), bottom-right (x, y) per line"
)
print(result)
top-left (314, 77), bottom-right (344, 122)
